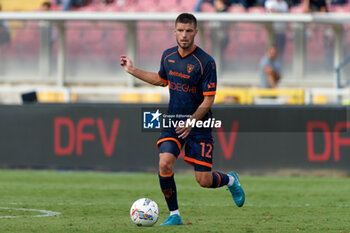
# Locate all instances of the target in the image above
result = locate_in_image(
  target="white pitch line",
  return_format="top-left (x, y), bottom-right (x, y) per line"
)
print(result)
top-left (0, 207), bottom-right (61, 219)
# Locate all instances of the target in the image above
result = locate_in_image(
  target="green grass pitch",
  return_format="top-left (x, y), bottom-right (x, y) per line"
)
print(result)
top-left (0, 169), bottom-right (350, 233)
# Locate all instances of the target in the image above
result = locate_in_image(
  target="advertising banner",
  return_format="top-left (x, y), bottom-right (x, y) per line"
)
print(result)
top-left (0, 104), bottom-right (349, 172)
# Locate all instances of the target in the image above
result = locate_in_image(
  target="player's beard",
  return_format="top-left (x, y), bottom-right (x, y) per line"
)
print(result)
top-left (176, 38), bottom-right (194, 50)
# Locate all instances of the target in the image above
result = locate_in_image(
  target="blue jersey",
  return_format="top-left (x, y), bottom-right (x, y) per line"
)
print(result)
top-left (158, 45), bottom-right (217, 123)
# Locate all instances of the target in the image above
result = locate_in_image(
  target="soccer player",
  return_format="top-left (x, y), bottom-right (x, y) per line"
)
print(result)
top-left (120, 13), bottom-right (245, 226)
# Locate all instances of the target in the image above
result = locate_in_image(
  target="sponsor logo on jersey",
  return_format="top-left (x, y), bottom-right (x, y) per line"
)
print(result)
top-left (169, 81), bottom-right (196, 93)
top-left (169, 70), bottom-right (190, 79)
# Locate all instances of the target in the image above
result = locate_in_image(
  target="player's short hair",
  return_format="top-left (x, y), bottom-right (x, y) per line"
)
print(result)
top-left (175, 13), bottom-right (197, 29)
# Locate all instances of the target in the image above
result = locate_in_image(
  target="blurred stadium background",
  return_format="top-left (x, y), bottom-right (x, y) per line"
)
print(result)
top-left (0, 0), bottom-right (349, 173)
top-left (0, 0), bottom-right (349, 104)
top-left (0, 1), bottom-right (350, 231)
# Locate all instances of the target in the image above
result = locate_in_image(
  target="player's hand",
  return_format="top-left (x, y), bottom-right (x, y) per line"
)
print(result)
top-left (176, 125), bottom-right (192, 139)
top-left (120, 55), bottom-right (134, 73)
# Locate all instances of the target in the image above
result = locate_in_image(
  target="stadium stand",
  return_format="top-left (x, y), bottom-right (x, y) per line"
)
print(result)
top-left (2, 0), bottom-right (350, 13)
top-left (214, 88), bottom-right (304, 104)
top-left (312, 94), bottom-right (328, 104)
top-left (11, 22), bottom-right (40, 59)
top-left (37, 91), bottom-right (77, 102)
top-left (141, 92), bottom-right (162, 103)
top-left (2, 0), bottom-right (350, 65)
top-left (0, 0), bottom-right (49, 11)
top-left (119, 92), bottom-right (140, 103)
top-left (247, 6), bottom-right (265, 13)
top-left (1, 0), bottom-right (350, 104)
top-left (199, 2), bottom-right (216, 12)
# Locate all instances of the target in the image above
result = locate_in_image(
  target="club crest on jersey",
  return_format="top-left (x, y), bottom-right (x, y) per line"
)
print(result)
top-left (187, 64), bottom-right (194, 74)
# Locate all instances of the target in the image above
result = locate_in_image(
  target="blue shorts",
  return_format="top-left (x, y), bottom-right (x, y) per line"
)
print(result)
top-left (157, 129), bottom-right (213, 172)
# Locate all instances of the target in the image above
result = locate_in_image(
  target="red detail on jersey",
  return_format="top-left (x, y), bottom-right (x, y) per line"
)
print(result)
top-left (203, 91), bottom-right (216, 96)
top-left (169, 81), bottom-right (196, 93)
top-left (168, 59), bottom-right (175, 63)
top-left (211, 62), bottom-right (216, 70)
top-left (157, 74), bottom-right (168, 83)
top-left (157, 137), bottom-right (182, 151)
top-left (187, 64), bottom-right (194, 74)
top-left (169, 70), bottom-right (190, 79)
top-left (178, 45), bottom-right (197, 58)
top-left (184, 156), bottom-right (213, 168)
top-left (207, 82), bottom-right (216, 88)
top-left (159, 172), bottom-right (174, 178)
top-left (192, 54), bottom-right (203, 75)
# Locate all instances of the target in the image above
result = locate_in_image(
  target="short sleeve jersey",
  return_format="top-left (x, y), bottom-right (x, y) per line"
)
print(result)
top-left (158, 45), bottom-right (217, 121)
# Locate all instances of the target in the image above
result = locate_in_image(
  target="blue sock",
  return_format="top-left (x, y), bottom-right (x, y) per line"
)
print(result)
top-left (159, 172), bottom-right (178, 211)
top-left (210, 171), bottom-right (229, 188)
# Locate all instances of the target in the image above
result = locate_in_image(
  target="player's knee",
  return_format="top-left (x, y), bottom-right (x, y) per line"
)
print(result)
top-left (196, 176), bottom-right (211, 188)
top-left (159, 160), bottom-right (173, 174)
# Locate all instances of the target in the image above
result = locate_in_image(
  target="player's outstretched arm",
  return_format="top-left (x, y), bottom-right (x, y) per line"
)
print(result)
top-left (120, 55), bottom-right (167, 87)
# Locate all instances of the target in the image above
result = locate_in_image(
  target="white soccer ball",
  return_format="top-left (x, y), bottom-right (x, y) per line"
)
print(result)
top-left (130, 198), bottom-right (159, 227)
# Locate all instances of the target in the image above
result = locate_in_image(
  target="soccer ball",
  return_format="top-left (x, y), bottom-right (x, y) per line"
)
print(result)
top-left (130, 198), bottom-right (159, 227)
